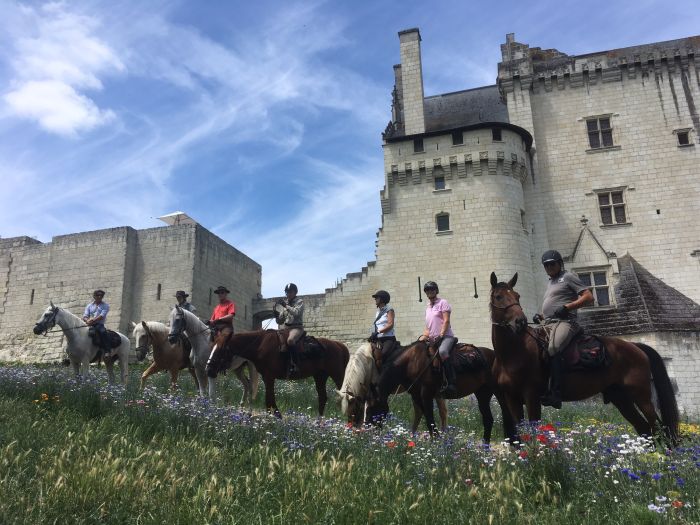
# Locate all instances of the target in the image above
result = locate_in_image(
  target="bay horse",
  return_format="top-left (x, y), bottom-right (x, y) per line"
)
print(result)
top-left (368, 339), bottom-right (515, 442)
top-left (489, 272), bottom-right (679, 445)
top-left (206, 329), bottom-right (349, 417)
top-left (131, 321), bottom-right (200, 391)
top-left (168, 306), bottom-right (259, 406)
top-left (33, 303), bottom-right (130, 383)
top-left (337, 342), bottom-right (448, 431)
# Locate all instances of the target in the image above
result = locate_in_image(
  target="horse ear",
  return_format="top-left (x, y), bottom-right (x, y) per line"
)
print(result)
top-left (508, 273), bottom-right (518, 289)
top-left (130, 321), bottom-right (136, 329)
top-left (490, 273), bottom-right (498, 288)
top-left (50, 300), bottom-right (55, 308)
top-left (141, 321), bottom-right (151, 335)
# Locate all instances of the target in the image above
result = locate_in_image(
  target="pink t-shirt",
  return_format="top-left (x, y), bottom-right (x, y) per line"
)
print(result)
top-left (425, 298), bottom-right (454, 338)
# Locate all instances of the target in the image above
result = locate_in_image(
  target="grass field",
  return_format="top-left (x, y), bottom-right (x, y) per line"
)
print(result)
top-left (0, 364), bottom-right (698, 524)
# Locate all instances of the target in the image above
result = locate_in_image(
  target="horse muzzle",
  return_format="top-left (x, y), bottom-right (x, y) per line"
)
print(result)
top-left (167, 334), bottom-right (178, 345)
top-left (206, 365), bottom-right (218, 379)
top-left (33, 324), bottom-right (44, 335)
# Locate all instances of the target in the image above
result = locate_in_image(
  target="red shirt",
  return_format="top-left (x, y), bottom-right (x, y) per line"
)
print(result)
top-left (210, 300), bottom-right (235, 322)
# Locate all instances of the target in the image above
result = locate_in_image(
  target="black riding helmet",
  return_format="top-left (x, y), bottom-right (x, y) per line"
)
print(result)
top-left (284, 283), bottom-right (298, 294)
top-left (423, 281), bottom-right (439, 293)
top-left (371, 290), bottom-right (390, 304)
top-left (541, 250), bottom-right (563, 265)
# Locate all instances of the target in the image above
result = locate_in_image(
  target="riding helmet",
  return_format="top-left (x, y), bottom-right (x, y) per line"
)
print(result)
top-left (423, 281), bottom-right (439, 293)
top-left (285, 283), bottom-right (298, 294)
top-left (93, 289), bottom-right (105, 297)
top-left (371, 290), bottom-right (390, 304)
top-left (541, 250), bottom-right (563, 264)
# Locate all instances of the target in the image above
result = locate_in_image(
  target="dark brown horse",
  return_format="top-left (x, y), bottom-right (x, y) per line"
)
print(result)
top-left (368, 340), bottom-right (515, 442)
top-left (489, 272), bottom-right (679, 444)
top-left (206, 329), bottom-right (349, 417)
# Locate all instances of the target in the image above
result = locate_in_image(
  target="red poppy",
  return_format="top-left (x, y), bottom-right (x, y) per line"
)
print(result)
top-left (672, 500), bottom-right (683, 508)
top-left (521, 434), bottom-right (532, 442)
top-left (407, 441), bottom-right (416, 448)
top-left (538, 423), bottom-right (556, 433)
top-left (536, 434), bottom-right (548, 444)
top-left (519, 450), bottom-right (528, 459)
top-left (387, 441), bottom-right (396, 448)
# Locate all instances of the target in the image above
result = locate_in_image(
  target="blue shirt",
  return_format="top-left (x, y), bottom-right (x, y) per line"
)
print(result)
top-left (374, 305), bottom-right (395, 338)
top-left (84, 301), bottom-right (109, 325)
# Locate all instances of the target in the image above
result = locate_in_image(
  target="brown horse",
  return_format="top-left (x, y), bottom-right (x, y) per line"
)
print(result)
top-left (207, 329), bottom-right (349, 417)
top-left (368, 340), bottom-right (515, 442)
top-left (489, 272), bottom-right (679, 444)
top-left (132, 321), bottom-right (198, 390)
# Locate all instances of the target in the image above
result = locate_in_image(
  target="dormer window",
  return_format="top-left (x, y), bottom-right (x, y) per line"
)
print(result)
top-left (413, 138), bottom-right (424, 153)
top-left (434, 176), bottom-right (445, 190)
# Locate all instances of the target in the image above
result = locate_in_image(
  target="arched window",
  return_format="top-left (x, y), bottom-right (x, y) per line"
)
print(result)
top-left (436, 213), bottom-right (450, 232)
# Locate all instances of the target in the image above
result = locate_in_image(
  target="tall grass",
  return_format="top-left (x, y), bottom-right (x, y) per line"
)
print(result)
top-left (0, 364), bottom-right (697, 524)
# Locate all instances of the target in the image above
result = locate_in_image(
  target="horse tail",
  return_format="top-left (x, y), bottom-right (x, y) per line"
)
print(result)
top-left (635, 342), bottom-right (680, 444)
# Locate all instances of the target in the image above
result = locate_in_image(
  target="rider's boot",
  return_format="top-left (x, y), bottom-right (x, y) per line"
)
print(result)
top-left (440, 358), bottom-right (458, 397)
top-left (288, 344), bottom-right (298, 375)
top-left (540, 354), bottom-right (563, 409)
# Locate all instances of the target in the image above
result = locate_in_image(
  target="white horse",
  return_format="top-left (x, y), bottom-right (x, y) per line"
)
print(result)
top-left (337, 342), bottom-right (448, 431)
top-left (168, 306), bottom-right (259, 406)
top-left (33, 303), bottom-right (130, 383)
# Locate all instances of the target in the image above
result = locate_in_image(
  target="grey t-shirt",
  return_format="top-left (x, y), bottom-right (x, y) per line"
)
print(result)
top-left (542, 271), bottom-right (589, 318)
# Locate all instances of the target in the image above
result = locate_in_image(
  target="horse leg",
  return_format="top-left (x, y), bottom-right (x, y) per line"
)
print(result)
top-left (524, 390), bottom-right (542, 423)
top-left (264, 376), bottom-right (281, 418)
top-left (313, 373), bottom-right (329, 416)
top-left (495, 390), bottom-right (517, 443)
top-left (421, 391), bottom-right (438, 437)
top-left (437, 398), bottom-right (447, 432)
top-left (208, 376), bottom-right (217, 399)
top-left (475, 387), bottom-right (495, 445)
top-left (105, 358), bottom-right (116, 384)
top-left (120, 352), bottom-right (128, 385)
top-left (194, 366), bottom-right (208, 397)
top-left (606, 388), bottom-right (652, 436)
top-left (233, 365), bottom-right (250, 407)
top-left (410, 398), bottom-right (424, 433)
top-left (72, 359), bottom-right (81, 379)
top-left (140, 362), bottom-right (160, 390)
top-left (169, 369), bottom-right (179, 390)
top-left (188, 367), bottom-right (200, 391)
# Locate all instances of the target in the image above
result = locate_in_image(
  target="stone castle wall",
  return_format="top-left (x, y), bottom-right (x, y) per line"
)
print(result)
top-left (0, 224), bottom-right (261, 362)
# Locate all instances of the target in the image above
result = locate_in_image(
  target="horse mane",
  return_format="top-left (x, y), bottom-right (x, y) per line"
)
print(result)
top-left (340, 343), bottom-right (375, 399)
top-left (54, 306), bottom-right (86, 329)
top-left (143, 321), bottom-right (168, 336)
top-left (180, 307), bottom-right (206, 329)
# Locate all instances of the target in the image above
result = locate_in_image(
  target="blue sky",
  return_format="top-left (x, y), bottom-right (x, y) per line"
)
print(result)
top-left (1, 0), bottom-right (698, 297)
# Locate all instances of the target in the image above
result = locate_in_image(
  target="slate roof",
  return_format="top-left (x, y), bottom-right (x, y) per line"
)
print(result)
top-left (579, 254), bottom-right (700, 336)
top-left (423, 85), bottom-right (509, 133)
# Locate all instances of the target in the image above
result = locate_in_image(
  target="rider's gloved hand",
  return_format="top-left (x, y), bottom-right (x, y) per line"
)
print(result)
top-left (368, 332), bottom-right (378, 342)
top-left (532, 313), bottom-right (543, 324)
top-left (433, 336), bottom-right (443, 350)
top-left (204, 319), bottom-right (211, 326)
top-left (553, 305), bottom-right (569, 319)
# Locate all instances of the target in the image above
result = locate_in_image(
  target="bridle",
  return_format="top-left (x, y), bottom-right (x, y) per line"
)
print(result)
top-left (35, 307), bottom-right (59, 336)
top-left (489, 288), bottom-right (523, 328)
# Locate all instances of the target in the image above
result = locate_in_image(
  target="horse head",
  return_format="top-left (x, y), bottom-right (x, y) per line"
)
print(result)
top-left (168, 305), bottom-right (185, 344)
top-left (33, 303), bottom-right (59, 335)
top-left (489, 272), bottom-right (528, 334)
top-left (206, 327), bottom-right (234, 378)
top-left (133, 321), bottom-right (151, 362)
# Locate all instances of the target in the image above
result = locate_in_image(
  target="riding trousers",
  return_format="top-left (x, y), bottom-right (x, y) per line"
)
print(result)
top-left (545, 320), bottom-right (581, 357)
top-left (377, 336), bottom-right (396, 357)
top-left (286, 326), bottom-right (304, 346)
top-left (438, 336), bottom-right (457, 360)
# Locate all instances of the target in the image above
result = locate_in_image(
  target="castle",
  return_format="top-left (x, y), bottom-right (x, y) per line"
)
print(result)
top-left (2, 30), bottom-right (699, 415)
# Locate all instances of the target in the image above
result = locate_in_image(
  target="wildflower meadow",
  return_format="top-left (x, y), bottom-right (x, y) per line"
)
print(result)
top-left (0, 364), bottom-right (698, 524)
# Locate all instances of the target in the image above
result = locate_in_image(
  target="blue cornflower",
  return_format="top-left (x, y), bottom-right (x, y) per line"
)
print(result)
top-left (652, 473), bottom-right (663, 480)
top-left (628, 472), bottom-right (641, 481)
top-left (676, 477), bottom-right (685, 488)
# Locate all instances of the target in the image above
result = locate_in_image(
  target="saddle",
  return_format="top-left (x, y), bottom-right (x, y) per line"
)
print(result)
top-left (535, 327), bottom-right (608, 370)
top-left (277, 329), bottom-right (324, 359)
top-left (450, 343), bottom-right (487, 372)
top-left (88, 327), bottom-right (122, 349)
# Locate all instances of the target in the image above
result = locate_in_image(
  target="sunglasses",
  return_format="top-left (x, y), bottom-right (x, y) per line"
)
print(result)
top-left (543, 261), bottom-right (559, 267)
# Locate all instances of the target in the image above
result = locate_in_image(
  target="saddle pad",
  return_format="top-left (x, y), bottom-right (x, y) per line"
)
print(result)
top-left (451, 344), bottom-right (486, 372)
top-left (89, 328), bottom-right (122, 349)
top-left (562, 335), bottom-right (607, 370)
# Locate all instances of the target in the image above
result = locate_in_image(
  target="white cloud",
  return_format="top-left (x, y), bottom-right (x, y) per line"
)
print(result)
top-left (2, 2), bottom-right (124, 136)
top-left (5, 80), bottom-right (115, 136)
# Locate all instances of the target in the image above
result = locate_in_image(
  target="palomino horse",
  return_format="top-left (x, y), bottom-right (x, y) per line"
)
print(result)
top-left (33, 303), bottom-right (130, 383)
top-left (489, 272), bottom-right (679, 444)
top-left (368, 340), bottom-right (514, 442)
top-left (132, 321), bottom-right (199, 391)
top-left (207, 329), bottom-right (349, 417)
top-left (168, 306), bottom-right (259, 406)
top-left (338, 342), bottom-right (448, 431)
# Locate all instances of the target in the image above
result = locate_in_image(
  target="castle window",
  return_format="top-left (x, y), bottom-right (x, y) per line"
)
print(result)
top-left (576, 270), bottom-right (610, 307)
top-left (586, 116), bottom-right (614, 149)
top-left (208, 288), bottom-right (213, 306)
top-left (436, 213), bottom-right (450, 232)
top-left (451, 131), bottom-right (463, 145)
top-left (492, 128), bottom-right (502, 142)
top-left (597, 189), bottom-right (627, 225)
top-left (674, 128), bottom-right (693, 147)
top-left (30, 289), bottom-right (35, 305)
top-left (434, 176), bottom-right (445, 190)
top-left (157, 283), bottom-right (162, 300)
top-left (413, 138), bottom-right (424, 153)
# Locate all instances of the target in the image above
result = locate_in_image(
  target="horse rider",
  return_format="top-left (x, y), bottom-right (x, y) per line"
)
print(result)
top-left (369, 290), bottom-right (395, 367)
top-left (533, 249), bottom-right (594, 409)
top-left (418, 281), bottom-right (457, 396)
top-left (276, 283), bottom-right (304, 374)
top-left (175, 290), bottom-right (197, 313)
top-left (207, 286), bottom-right (235, 339)
top-left (82, 289), bottom-right (110, 357)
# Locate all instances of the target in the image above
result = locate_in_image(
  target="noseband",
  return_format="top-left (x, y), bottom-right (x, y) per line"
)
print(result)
top-left (36, 308), bottom-right (59, 336)
top-left (490, 291), bottom-right (523, 328)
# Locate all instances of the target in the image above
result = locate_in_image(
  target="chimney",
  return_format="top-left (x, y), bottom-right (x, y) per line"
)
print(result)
top-left (398, 28), bottom-right (425, 135)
